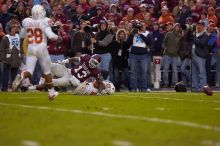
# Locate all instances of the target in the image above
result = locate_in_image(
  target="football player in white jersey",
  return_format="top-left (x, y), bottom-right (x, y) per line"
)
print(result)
top-left (12, 5), bottom-right (59, 100)
top-left (74, 80), bottom-right (115, 95)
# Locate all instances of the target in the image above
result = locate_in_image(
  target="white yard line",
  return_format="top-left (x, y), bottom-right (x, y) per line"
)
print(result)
top-left (115, 94), bottom-right (220, 103)
top-left (21, 140), bottom-right (40, 146)
top-left (0, 102), bottom-right (220, 132)
top-left (112, 140), bottom-right (133, 146)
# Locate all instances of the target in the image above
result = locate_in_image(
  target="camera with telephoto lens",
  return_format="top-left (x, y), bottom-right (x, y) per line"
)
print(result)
top-left (84, 24), bottom-right (99, 33)
top-left (131, 20), bottom-right (143, 34)
top-left (51, 25), bottom-right (60, 35)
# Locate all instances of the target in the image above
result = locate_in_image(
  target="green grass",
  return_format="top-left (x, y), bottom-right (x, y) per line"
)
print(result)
top-left (0, 92), bottom-right (220, 146)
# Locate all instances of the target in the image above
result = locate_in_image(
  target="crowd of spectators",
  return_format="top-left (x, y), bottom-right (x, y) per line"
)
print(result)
top-left (0, 0), bottom-right (220, 92)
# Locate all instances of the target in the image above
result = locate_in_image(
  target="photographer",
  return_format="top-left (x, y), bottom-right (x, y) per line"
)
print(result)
top-left (92, 20), bottom-right (115, 79)
top-left (192, 21), bottom-right (210, 91)
top-left (126, 20), bottom-right (153, 92)
top-left (178, 19), bottom-right (195, 87)
top-left (69, 20), bottom-right (92, 57)
top-left (48, 21), bottom-right (70, 62)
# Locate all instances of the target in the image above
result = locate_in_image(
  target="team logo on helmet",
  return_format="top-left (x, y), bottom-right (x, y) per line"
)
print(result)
top-left (89, 54), bottom-right (101, 68)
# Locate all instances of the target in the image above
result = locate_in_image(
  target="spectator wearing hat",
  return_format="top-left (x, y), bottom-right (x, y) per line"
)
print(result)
top-left (162, 23), bottom-right (183, 87)
top-left (5, 15), bottom-right (20, 34)
top-left (92, 20), bottom-right (114, 79)
top-left (64, 0), bottom-right (77, 20)
top-left (71, 4), bottom-right (87, 28)
top-left (122, 8), bottom-right (135, 23)
top-left (135, 4), bottom-right (148, 21)
top-left (165, 21), bottom-right (174, 33)
top-left (0, 4), bottom-right (13, 33)
top-left (90, 6), bottom-right (106, 26)
top-left (205, 22), bottom-right (218, 86)
top-left (87, 0), bottom-right (97, 19)
top-left (191, 20), bottom-right (210, 91)
top-left (105, 4), bottom-right (121, 26)
top-left (158, 6), bottom-right (175, 25)
top-left (207, 7), bottom-right (218, 27)
top-left (0, 24), bottom-right (23, 91)
top-left (151, 21), bottom-right (164, 89)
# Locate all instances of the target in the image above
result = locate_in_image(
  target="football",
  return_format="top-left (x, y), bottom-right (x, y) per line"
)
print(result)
top-left (203, 86), bottom-right (213, 96)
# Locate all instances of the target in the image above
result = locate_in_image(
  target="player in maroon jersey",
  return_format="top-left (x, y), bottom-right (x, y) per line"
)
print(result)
top-left (26, 54), bottom-right (105, 93)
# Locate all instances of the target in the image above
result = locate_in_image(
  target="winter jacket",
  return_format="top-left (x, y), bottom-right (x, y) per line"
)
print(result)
top-left (162, 30), bottom-right (182, 57)
top-left (0, 34), bottom-right (23, 68)
top-left (193, 32), bottom-right (210, 59)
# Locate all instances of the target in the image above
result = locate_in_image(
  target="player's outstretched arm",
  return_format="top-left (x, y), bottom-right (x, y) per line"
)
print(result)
top-left (58, 57), bottom-right (80, 64)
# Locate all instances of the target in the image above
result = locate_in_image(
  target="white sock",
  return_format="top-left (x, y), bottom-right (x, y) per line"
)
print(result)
top-left (28, 85), bottom-right (36, 91)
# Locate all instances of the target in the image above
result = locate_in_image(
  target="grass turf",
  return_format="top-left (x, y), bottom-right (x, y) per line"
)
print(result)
top-left (0, 92), bottom-right (220, 146)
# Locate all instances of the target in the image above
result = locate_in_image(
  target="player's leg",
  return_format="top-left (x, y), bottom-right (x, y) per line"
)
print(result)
top-left (39, 50), bottom-right (58, 100)
top-left (12, 56), bottom-right (37, 91)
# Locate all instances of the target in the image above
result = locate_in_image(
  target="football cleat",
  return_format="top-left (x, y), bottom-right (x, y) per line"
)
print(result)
top-left (48, 91), bottom-right (59, 101)
top-left (12, 74), bottom-right (22, 91)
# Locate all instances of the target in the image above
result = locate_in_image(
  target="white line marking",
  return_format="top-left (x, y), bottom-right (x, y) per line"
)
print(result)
top-left (215, 108), bottom-right (220, 111)
top-left (112, 140), bottom-right (132, 146)
top-left (22, 140), bottom-right (40, 146)
top-left (115, 95), bottom-right (220, 103)
top-left (156, 107), bottom-right (165, 111)
top-left (0, 102), bottom-right (220, 132)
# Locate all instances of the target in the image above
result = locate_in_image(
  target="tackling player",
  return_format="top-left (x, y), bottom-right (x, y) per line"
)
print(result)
top-left (27, 54), bottom-right (105, 93)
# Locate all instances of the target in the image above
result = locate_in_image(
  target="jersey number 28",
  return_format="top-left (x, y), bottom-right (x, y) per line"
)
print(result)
top-left (27, 28), bottom-right (43, 44)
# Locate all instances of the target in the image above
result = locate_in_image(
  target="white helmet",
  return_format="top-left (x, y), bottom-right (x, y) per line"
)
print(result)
top-left (31, 5), bottom-right (46, 20)
top-left (104, 81), bottom-right (115, 95)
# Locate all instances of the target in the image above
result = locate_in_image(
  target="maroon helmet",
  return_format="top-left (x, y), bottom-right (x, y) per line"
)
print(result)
top-left (89, 54), bottom-right (101, 68)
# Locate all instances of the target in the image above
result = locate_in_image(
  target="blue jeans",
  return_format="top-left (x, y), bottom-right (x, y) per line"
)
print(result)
top-left (212, 54), bottom-right (220, 84)
top-left (180, 58), bottom-right (191, 85)
top-left (50, 54), bottom-right (65, 63)
top-left (192, 49), bottom-right (207, 91)
top-left (100, 53), bottom-right (112, 71)
top-left (129, 54), bottom-right (151, 91)
top-left (163, 55), bottom-right (178, 85)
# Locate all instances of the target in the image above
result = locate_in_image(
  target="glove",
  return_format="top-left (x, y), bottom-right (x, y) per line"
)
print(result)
top-left (56, 59), bottom-right (69, 64)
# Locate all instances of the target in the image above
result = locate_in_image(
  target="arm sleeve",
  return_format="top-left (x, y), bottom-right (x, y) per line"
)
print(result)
top-left (45, 27), bottom-right (58, 40)
top-left (97, 34), bottom-right (114, 47)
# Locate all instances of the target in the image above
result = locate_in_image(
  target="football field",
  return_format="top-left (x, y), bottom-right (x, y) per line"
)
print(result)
top-left (0, 92), bottom-right (220, 146)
